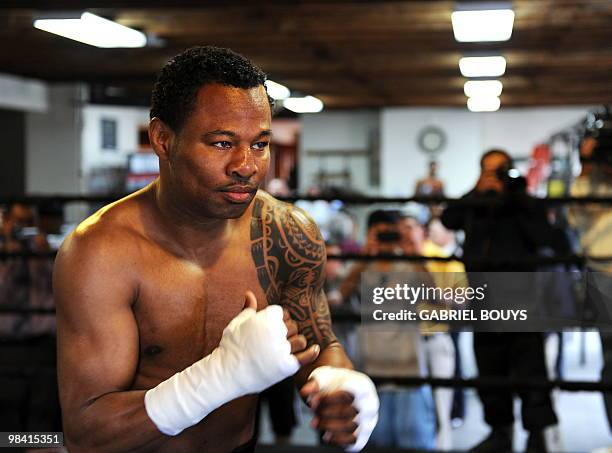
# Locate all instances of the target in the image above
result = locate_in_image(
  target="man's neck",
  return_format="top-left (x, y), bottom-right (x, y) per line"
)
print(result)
top-left (150, 179), bottom-right (236, 258)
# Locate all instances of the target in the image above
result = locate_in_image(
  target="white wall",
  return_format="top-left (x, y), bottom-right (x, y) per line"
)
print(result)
top-left (381, 106), bottom-right (591, 197)
top-left (26, 84), bottom-right (84, 194)
top-left (381, 108), bottom-right (482, 197)
top-left (480, 107), bottom-right (591, 154)
top-left (81, 104), bottom-right (150, 175)
top-left (0, 73), bottom-right (48, 113)
top-left (299, 110), bottom-right (379, 194)
top-left (25, 98), bottom-right (593, 201)
top-left (26, 95), bottom-right (151, 194)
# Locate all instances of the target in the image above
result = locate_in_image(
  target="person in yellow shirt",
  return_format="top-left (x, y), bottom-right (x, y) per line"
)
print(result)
top-left (399, 214), bottom-right (467, 450)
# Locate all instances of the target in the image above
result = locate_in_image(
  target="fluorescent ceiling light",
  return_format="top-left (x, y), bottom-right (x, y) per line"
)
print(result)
top-left (467, 96), bottom-right (501, 112)
top-left (34, 12), bottom-right (146, 48)
top-left (265, 80), bottom-right (290, 100)
top-left (452, 9), bottom-right (515, 42)
top-left (464, 80), bottom-right (503, 98)
top-left (459, 56), bottom-right (506, 77)
top-left (283, 96), bottom-right (324, 113)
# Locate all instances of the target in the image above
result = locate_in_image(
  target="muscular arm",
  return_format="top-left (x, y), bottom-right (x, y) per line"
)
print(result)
top-left (250, 196), bottom-right (352, 389)
top-left (54, 228), bottom-right (165, 452)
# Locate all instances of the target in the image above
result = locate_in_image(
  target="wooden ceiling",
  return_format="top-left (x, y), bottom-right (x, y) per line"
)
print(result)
top-left (1, 0), bottom-right (612, 109)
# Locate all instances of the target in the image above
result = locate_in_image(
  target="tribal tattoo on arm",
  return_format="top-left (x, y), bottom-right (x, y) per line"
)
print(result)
top-left (251, 196), bottom-right (337, 349)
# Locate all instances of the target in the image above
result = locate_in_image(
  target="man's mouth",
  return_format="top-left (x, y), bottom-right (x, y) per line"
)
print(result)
top-left (219, 186), bottom-right (257, 203)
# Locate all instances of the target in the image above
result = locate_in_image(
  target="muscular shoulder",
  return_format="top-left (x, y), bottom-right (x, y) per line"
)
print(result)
top-left (55, 195), bottom-right (146, 301)
top-left (251, 191), bottom-right (326, 268)
top-left (63, 195), bottom-right (143, 256)
top-left (250, 192), bottom-right (326, 299)
top-left (251, 192), bottom-right (336, 347)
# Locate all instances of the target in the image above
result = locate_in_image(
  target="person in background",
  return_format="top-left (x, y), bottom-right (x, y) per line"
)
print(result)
top-left (569, 132), bottom-right (612, 435)
top-left (324, 242), bottom-right (345, 307)
top-left (0, 203), bottom-right (61, 433)
top-left (399, 213), bottom-right (466, 450)
top-left (329, 209), bottom-right (362, 255)
top-left (442, 149), bottom-right (568, 453)
top-left (426, 216), bottom-right (466, 426)
top-left (415, 161), bottom-right (446, 219)
top-left (427, 216), bottom-right (460, 258)
top-left (254, 376), bottom-right (297, 446)
top-left (338, 210), bottom-right (437, 450)
top-left (324, 241), bottom-right (357, 362)
top-left (415, 161), bottom-right (445, 198)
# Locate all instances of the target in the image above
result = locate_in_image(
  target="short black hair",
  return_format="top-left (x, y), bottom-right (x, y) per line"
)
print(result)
top-left (480, 148), bottom-right (514, 168)
top-left (150, 45), bottom-right (272, 132)
top-left (367, 209), bottom-right (400, 230)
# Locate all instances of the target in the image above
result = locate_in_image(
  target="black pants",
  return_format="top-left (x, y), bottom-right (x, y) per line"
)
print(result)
top-left (0, 335), bottom-right (62, 432)
top-left (451, 332), bottom-right (465, 420)
top-left (474, 332), bottom-right (557, 431)
top-left (254, 377), bottom-right (296, 440)
top-left (600, 331), bottom-right (612, 430)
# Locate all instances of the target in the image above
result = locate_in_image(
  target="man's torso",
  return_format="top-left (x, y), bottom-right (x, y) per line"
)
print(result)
top-left (88, 188), bottom-right (292, 451)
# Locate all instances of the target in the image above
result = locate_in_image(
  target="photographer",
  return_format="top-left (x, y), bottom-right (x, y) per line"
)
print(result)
top-left (569, 120), bottom-right (612, 430)
top-left (442, 149), bottom-right (569, 453)
top-left (0, 203), bottom-right (61, 432)
top-left (338, 210), bottom-right (437, 450)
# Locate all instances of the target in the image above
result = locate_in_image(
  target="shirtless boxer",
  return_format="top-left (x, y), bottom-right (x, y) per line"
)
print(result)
top-left (53, 46), bottom-right (378, 452)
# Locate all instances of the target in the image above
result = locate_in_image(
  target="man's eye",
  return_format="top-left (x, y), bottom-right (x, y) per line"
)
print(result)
top-left (212, 141), bottom-right (232, 149)
top-left (252, 141), bottom-right (269, 150)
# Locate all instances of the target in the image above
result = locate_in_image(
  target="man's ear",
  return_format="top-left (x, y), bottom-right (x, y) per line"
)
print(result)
top-left (149, 117), bottom-right (175, 161)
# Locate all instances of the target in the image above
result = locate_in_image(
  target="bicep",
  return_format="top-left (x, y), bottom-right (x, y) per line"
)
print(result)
top-left (54, 241), bottom-right (139, 417)
top-left (253, 199), bottom-right (338, 348)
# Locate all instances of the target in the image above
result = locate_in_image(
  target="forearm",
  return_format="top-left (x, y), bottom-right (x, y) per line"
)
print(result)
top-left (295, 341), bottom-right (353, 390)
top-left (65, 391), bottom-right (167, 453)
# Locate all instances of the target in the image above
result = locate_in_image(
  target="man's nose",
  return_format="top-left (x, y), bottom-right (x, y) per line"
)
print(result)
top-left (227, 146), bottom-right (257, 179)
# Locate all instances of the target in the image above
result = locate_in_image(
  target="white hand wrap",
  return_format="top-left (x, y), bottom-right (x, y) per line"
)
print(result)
top-left (144, 305), bottom-right (299, 435)
top-left (309, 366), bottom-right (379, 452)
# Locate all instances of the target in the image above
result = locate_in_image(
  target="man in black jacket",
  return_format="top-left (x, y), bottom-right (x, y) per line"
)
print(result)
top-left (442, 149), bottom-right (568, 453)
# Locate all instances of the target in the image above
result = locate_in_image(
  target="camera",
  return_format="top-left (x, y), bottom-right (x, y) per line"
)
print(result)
top-left (377, 231), bottom-right (401, 243)
top-left (496, 167), bottom-right (527, 193)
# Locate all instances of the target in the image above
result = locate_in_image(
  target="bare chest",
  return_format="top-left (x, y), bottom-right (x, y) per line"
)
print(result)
top-left (131, 241), bottom-right (269, 383)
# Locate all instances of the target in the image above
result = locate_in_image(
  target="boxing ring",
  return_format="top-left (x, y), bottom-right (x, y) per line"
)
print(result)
top-left (1, 193), bottom-right (611, 452)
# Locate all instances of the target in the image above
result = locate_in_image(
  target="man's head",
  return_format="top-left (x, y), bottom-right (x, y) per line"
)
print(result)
top-left (429, 161), bottom-right (438, 177)
top-left (150, 46), bottom-right (272, 133)
top-left (38, 201), bottom-right (64, 234)
top-left (480, 149), bottom-right (513, 174)
top-left (2, 203), bottom-right (35, 237)
top-left (366, 210), bottom-right (401, 254)
top-left (477, 148), bottom-right (521, 194)
top-left (149, 46), bottom-right (273, 220)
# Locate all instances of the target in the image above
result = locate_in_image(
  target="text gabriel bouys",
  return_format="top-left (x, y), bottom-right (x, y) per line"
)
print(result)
top-left (372, 309), bottom-right (528, 321)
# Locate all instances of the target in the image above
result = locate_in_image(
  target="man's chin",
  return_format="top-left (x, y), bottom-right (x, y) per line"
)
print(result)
top-left (216, 198), bottom-right (254, 219)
